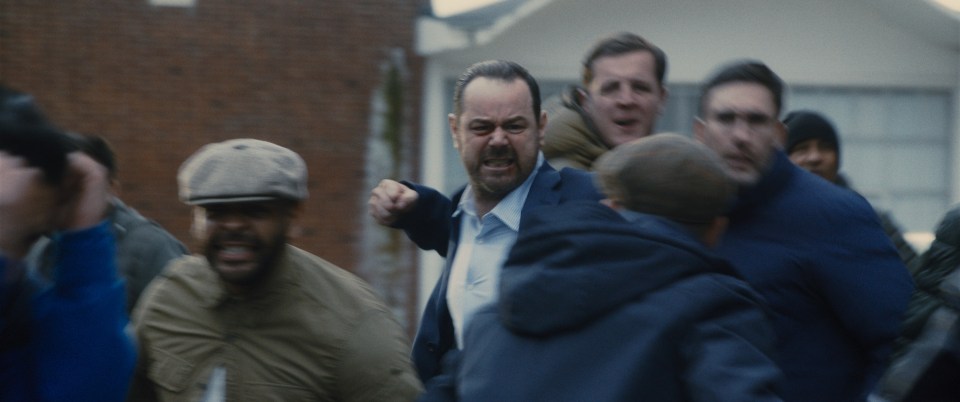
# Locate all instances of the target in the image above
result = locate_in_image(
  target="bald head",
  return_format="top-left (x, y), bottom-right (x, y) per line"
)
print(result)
top-left (594, 133), bottom-right (733, 227)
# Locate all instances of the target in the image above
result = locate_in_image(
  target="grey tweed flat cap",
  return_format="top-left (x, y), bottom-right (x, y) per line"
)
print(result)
top-left (178, 138), bottom-right (308, 205)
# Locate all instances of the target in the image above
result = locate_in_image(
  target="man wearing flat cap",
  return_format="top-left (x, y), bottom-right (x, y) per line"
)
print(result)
top-left (128, 139), bottom-right (422, 402)
top-left (419, 134), bottom-right (782, 402)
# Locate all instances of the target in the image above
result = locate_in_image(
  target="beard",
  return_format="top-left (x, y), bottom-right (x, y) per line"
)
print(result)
top-left (468, 146), bottom-right (530, 202)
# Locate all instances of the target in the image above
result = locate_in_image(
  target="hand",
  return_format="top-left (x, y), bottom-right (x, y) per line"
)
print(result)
top-left (56, 152), bottom-right (111, 231)
top-left (368, 179), bottom-right (418, 226)
top-left (0, 152), bottom-right (110, 259)
top-left (0, 152), bottom-right (58, 259)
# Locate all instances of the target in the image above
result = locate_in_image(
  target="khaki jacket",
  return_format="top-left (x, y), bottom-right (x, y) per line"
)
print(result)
top-left (128, 245), bottom-right (422, 402)
top-left (541, 88), bottom-right (611, 171)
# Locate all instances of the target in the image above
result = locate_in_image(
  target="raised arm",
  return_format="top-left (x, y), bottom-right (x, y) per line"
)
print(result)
top-left (369, 179), bottom-right (455, 257)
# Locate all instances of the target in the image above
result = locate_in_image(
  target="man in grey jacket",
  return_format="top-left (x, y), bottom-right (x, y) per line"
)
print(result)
top-left (28, 133), bottom-right (187, 312)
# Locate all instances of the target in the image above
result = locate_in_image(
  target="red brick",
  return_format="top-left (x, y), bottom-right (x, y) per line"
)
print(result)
top-left (1, 0), bottom-right (426, 332)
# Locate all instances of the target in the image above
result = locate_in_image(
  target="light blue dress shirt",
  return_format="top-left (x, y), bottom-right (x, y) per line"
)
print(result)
top-left (446, 153), bottom-right (544, 347)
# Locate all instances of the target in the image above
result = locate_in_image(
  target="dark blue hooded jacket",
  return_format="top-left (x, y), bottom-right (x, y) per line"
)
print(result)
top-left (422, 202), bottom-right (783, 402)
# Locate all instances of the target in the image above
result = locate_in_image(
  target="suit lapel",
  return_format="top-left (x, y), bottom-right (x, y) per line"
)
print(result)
top-left (437, 163), bottom-right (560, 320)
top-left (522, 163), bottom-right (562, 211)
top-left (436, 187), bottom-right (466, 319)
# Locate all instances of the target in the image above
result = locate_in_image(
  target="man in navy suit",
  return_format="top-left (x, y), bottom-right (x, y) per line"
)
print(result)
top-left (368, 60), bottom-right (602, 383)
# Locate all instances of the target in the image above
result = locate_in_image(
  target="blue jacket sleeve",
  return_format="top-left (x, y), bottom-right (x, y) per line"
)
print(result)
top-left (812, 205), bottom-right (914, 399)
top-left (391, 182), bottom-right (455, 257)
top-left (31, 221), bottom-right (137, 402)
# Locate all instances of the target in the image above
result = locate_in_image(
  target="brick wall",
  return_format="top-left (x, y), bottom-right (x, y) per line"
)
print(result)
top-left (0, 0), bottom-right (424, 328)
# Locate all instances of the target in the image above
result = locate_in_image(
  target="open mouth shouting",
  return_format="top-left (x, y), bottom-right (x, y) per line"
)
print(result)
top-left (480, 147), bottom-right (518, 175)
top-left (613, 118), bottom-right (640, 131)
top-left (207, 233), bottom-right (264, 281)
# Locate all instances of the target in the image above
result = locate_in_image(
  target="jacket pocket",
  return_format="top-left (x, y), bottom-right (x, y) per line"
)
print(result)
top-left (244, 382), bottom-right (326, 402)
top-left (147, 347), bottom-right (195, 393)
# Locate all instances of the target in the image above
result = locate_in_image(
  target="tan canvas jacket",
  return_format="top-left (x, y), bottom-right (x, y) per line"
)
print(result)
top-left (128, 245), bottom-right (422, 402)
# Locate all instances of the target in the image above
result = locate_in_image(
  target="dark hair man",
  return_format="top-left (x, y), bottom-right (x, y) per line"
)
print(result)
top-left (541, 32), bottom-right (669, 170)
top-left (692, 60), bottom-right (914, 401)
top-left (368, 60), bottom-right (603, 383)
top-left (129, 139), bottom-right (422, 401)
top-left (27, 133), bottom-right (188, 312)
top-left (419, 134), bottom-right (783, 402)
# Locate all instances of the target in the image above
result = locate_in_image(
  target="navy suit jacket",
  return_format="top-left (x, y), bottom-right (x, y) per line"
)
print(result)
top-left (391, 162), bottom-right (603, 382)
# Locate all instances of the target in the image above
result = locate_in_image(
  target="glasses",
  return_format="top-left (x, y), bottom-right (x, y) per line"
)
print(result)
top-left (700, 111), bottom-right (776, 131)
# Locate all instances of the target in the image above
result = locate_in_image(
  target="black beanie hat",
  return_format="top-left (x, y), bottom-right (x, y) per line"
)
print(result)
top-left (783, 110), bottom-right (840, 157)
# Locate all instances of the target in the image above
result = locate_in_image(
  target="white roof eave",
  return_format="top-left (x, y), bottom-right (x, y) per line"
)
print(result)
top-left (416, 0), bottom-right (556, 56)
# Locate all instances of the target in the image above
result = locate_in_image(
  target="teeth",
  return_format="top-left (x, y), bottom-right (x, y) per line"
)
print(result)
top-left (221, 246), bottom-right (251, 254)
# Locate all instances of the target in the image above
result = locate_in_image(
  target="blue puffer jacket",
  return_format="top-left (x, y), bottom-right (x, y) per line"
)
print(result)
top-left (0, 222), bottom-right (136, 402)
top-left (718, 151), bottom-right (914, 402)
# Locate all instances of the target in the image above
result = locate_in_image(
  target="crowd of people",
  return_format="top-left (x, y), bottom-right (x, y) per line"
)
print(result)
top-left (2, 31), bottom-right (957, 401)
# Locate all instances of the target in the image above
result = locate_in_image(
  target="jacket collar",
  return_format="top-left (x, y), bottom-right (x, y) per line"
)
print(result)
top-left (729, 150), bottom-right (795, 216)
top-left (522, 160), bottom-right (564, 209)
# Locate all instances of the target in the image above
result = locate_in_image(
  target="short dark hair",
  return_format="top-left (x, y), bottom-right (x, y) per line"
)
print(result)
top-left (69, 133), bottom-right (118, 179)
top-left (0, 85), bottom-right (75, 184)
top-left (452, 60), bottom-right (541, 123)
top-left (699, 60), bottom-right (785, 117)
top-left (581, 32), bottom-right (668, 86)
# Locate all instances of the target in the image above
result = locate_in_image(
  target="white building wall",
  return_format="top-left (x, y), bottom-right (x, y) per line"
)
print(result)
top-left (955, 48), bottom-right (960, 203)
top-left (424, 0), bottom-right (958, 87)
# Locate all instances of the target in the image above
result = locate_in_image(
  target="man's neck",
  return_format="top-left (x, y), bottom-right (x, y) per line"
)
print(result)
top-left (472, 194), bottom-right (504, 218)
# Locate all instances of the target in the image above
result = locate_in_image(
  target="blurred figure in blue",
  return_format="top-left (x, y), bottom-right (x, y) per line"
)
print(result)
top-left (0, 85), bottom-right (136, 401)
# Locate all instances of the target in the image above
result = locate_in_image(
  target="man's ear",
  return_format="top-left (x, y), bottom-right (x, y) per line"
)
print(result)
top-left (574, 87), bottom-right (588, 105)
top-left (287, 202), bottom-right (303, 219)
top-left (110, 178), bottom-right (121, 197)
top-left (285, 202), bottom-right (304, 238)
top-left (774, 121), bottom-right (787, 149)
top-left (537, 111), bottom-right (548, 143)
top-left (190, 207), bottom-right (207, 241)
top-left (600, 198), bottom-right (621, 210)
top-left (658, 86), bottom-right (669, 115)
top-left (693, 118), bottom-right (706, 142)
top-left (448, 113), bottom-right (460, 150)
top-left (701, 216), bottom-right (728, 248)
